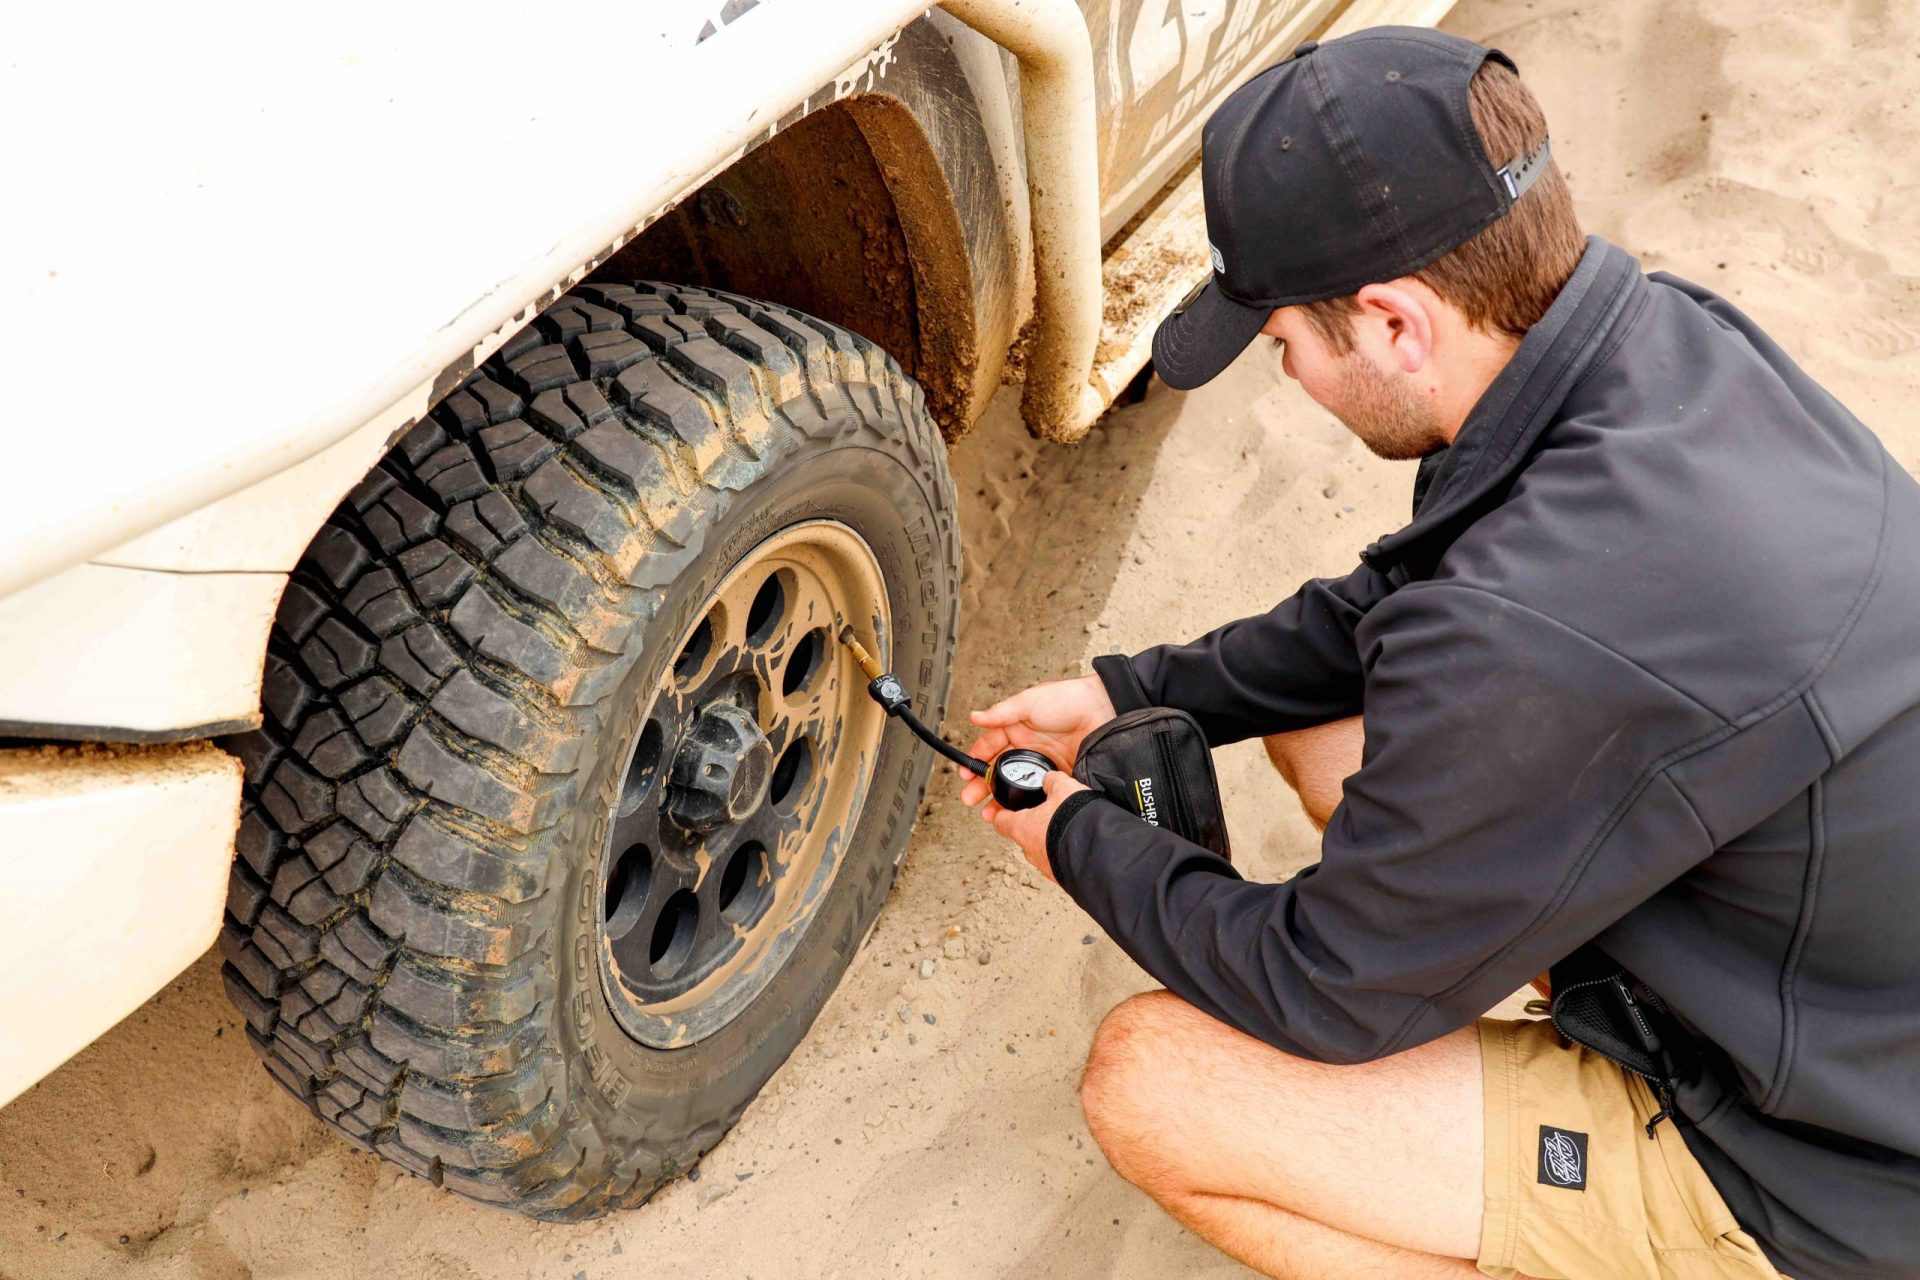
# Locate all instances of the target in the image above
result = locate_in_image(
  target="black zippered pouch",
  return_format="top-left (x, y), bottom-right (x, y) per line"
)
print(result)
top-left (1072, 707), bottom-right (1230, 861)
top-left (1546, 945), bottom-right (1700, 1136)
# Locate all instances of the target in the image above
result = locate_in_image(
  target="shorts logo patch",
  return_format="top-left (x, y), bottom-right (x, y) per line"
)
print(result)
top-left (1538, 1125), bottom-right (1588, 1191)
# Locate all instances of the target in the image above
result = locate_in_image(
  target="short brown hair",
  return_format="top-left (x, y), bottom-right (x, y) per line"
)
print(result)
top-left (1299, 59), bottom-right (1583, 353)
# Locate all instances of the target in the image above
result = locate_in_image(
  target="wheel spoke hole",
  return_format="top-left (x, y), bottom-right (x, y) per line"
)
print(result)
top-left (745, 572), bottom-right (789, 647)
top-left (718, 840), bottom-right (771, 927)
top-left (781, 628), bottom-right (827, 699)
top-left (618, 721), bottom-right (665, 816)
top-left (649, 889), bottom-right (699, 977)
top-left (603, 844), bottom-right (653, 941)
top-left (769, 737), bottom-right (813, 810)
top-left (674, 614), bottom-right (715, 683)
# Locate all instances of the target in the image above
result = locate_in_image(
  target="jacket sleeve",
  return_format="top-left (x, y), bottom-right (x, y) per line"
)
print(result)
top-left (1093, 562), bottom-right (1395, 745)
top-left (1052, 584), bottom-right (1725, 1064)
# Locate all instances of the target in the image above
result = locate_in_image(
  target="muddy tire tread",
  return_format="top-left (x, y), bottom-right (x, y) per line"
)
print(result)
top-left (223, 282), bottom-right (959, 1219)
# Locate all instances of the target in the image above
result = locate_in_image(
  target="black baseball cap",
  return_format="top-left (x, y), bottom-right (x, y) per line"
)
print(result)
top-left (1151, 27), bottom-right (1551, 390)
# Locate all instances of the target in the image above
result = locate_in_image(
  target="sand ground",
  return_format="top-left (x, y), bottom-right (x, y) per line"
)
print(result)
top-left (5, 0), bottom-right (1920, 1275)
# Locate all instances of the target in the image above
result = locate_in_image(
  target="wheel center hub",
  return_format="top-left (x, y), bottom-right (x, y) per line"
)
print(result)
top-left (666, 702), bottom-right (772, 833)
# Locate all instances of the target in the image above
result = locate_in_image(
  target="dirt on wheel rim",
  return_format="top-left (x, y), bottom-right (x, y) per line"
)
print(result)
top-left (598, 519), bottom-right (890, 1049)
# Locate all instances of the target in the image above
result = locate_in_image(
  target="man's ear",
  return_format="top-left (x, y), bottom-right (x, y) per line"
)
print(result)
top-left (1353, 282), bottom-right (1434, 373)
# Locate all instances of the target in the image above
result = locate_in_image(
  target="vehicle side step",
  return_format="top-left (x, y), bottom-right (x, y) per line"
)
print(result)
top-left (1088, 163), bottom-right (1210, 406)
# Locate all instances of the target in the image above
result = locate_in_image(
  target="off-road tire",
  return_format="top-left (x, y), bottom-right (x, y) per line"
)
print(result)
top-left (221, 283), bottom-right (960, 1218)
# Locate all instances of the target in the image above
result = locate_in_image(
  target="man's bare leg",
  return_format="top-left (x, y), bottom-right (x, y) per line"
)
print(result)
top-left (1081, 991), bottom-right (1492, 1279)
top-left (1264, 716), bottom-right (1366, 831)
top-left (1088, 721), bottom-right (1492, 1276)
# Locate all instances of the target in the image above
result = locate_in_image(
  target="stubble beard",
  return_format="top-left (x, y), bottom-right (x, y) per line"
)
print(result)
top-left (1329, 352), bottom-right (1447, 462)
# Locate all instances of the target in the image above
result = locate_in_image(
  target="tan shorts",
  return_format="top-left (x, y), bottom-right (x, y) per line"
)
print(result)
top-left (1477, 1018), bottom-right (1786, 1280)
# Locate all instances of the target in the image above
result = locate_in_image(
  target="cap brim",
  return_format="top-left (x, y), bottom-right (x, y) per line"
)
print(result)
top-left (1150, 279), bottom-right (1271, 391)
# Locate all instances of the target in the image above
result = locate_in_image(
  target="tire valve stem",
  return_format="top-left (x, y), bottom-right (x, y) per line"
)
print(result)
top-left (838, 626), bottom-right (887, 685)
top-left (837, 627), bottom-right (1055, 811)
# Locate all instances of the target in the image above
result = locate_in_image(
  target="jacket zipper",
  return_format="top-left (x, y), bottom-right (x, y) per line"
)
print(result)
top-left (1548, 975), bottom-right (1679, 1139)
top-left (1152, 729), bottom-right (1194, 834)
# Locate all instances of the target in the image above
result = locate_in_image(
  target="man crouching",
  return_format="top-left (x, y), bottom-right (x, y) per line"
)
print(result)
top-left (963, 27), bottom-right (1920, 1280)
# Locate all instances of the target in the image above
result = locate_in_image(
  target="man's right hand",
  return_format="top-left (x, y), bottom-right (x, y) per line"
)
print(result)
top-left (958, 674), bottom-right (1117, 809)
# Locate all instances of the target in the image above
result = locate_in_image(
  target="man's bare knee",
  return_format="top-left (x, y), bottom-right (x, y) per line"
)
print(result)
top-left (1265, 730), bottom-right (1342, 830)
top-left (1263, 733), bottom-right (1304, 790)
top-left (1262, 717), bottom-right (1365, 831)
top-left (1081, 991), bottom-right (1193, 1193)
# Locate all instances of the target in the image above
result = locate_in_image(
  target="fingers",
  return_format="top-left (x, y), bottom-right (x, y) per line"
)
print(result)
top-left (959, 775), bottom-right (989, 807)
top-left (1041, 770), bottom-right (1074, 798)
top-left (968, 690), bottom-right (1028, 727)
top-left (963, 727), bottom-right (1010, 764)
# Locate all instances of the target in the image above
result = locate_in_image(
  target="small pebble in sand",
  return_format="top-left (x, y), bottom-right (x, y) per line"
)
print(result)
top-left (919, 959), bottom-right (937, 979)
top-left (1081, 934), bottom-right (1095, 945)
top-left (922, 1013), bottom-right (936, 1025)
top-left (897, 1004), bottom-right (911, 1022)
top-left (908, 1033), bottom-right (919, 1046)
top-left (977, 951), bottom-right (991, 965)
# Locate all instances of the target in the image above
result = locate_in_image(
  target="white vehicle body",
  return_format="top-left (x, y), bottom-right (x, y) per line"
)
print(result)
top-left (0, 0), bottom-right (1448, 1107)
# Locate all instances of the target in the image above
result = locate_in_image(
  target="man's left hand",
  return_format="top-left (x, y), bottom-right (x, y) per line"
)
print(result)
top-left (967, 769), bottom-right (1088, 883)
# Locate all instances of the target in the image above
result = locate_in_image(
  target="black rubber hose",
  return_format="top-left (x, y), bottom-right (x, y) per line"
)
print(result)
top-left (893, 704), bottom-right (991, 776)
top-left (841, 626), bottom-right (992, 774)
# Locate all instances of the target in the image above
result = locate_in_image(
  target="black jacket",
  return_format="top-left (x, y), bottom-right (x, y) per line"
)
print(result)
top-left (1051, 238), bottom-right (1920, 1279)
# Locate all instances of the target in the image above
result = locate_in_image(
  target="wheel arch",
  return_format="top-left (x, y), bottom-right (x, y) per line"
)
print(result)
top-left (590, 13), bottom-right (1028, 442)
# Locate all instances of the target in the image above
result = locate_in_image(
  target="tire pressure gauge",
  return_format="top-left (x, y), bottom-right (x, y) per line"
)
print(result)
top-left (839, 629), bottom-right (1059, 811)
top-left (986, 747), bottom-right (1055, 811)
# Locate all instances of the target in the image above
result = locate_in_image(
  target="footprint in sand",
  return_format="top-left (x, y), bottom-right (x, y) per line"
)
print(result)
top-left (1838, 313), bottom-right (1920, 362)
